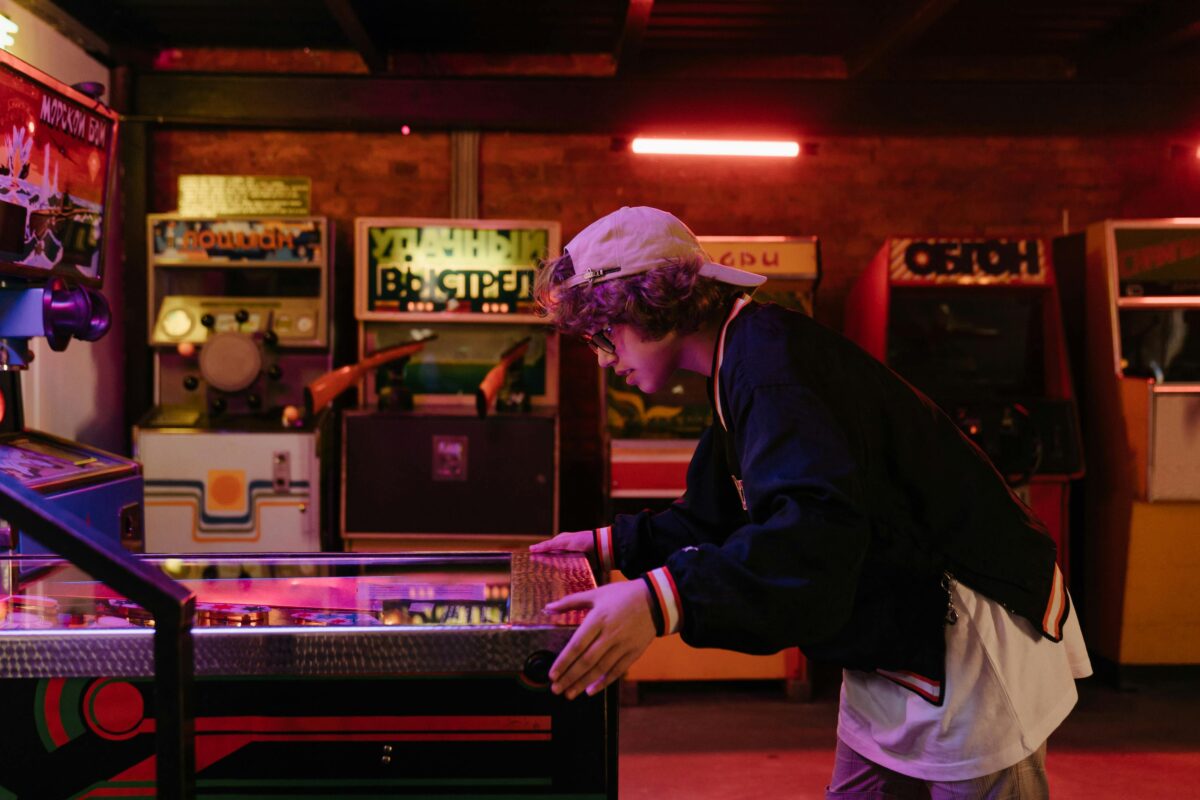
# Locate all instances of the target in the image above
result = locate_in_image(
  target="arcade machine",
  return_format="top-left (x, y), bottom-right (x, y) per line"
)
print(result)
top-left (0, 550), bottom-right (617, 797)
top-left (1055, 219), bottom-right (1200, 669)
top-left (845, 237), bottom-right (1083, 574)
top-left (0, 50), bottom-right (142, 555)
top-left (342, 217), bottom-right (561, 552)
top-left (135, 215), bottom-right (333, 552)
top-left (607, 235), bottom-right (820, 700)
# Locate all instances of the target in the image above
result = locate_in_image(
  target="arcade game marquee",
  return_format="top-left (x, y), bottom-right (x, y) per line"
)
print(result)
top-left (845, 237), bottom-right (1084, 575)
top-left (0, 49), bottom-right (143, 556)
top-left (606, 235), bottom-right (820, 699)
top-left (1056, 220), bottom-right (1200, 668)
top-left (342, 217), bottom-right (561, 551)
top-left (135, 215), bottom-right (333, 552)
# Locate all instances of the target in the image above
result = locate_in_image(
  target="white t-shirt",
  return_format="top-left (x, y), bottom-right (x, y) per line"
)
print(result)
top-left (837, 581), bottom-right (1092, 782)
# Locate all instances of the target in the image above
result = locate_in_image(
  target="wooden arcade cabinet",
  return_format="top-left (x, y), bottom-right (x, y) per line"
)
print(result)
top-left (342, 217), bottom-right (561, 552)
top-left (1056, 219), bottom-right (1200, 669)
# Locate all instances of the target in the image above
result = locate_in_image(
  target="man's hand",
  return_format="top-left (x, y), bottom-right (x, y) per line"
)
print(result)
top-left (544, 580), bottom-right (657, 699)
top-left (530, 529), bottom-right (594, 554)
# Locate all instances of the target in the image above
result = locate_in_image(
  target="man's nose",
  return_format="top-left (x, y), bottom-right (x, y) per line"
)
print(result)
top-left (596, 349), bottom-right (617, 368)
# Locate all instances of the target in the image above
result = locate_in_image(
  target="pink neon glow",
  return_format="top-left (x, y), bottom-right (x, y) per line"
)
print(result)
top-left (630, 137), bottom-right (800, 157)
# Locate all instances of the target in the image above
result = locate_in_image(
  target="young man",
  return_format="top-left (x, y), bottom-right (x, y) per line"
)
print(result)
top-left (532, 206), bottom-right (1091, 799)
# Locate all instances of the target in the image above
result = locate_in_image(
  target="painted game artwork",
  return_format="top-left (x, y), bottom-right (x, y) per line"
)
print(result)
top-left (0, 51), bottom-right (117, 286)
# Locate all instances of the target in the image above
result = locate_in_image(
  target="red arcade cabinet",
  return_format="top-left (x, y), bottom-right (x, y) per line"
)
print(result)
top-left (846, 238), bottom-right (1083, 575)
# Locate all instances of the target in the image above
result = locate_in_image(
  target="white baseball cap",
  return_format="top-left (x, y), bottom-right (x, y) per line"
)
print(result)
top-left (560, 206), bottom-right (767, 290)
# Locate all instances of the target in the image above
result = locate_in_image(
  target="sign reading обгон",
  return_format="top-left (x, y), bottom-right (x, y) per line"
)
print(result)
top-left (365, 223), bottom-right (551, 314)
top-left (889, 238), bottom-right (1046, 284)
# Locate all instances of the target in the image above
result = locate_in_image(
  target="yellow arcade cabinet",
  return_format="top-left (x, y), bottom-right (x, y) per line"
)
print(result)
top-left (1057, 219), bottom-right (1200, 669)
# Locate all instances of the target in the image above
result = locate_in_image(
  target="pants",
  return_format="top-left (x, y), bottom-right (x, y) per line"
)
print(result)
top-left (826, 737), bottom-right (1049, 800)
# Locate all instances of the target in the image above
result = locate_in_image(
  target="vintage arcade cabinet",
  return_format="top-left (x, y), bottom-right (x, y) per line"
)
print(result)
top-left (607, 235), bottom-right (820, 699)
top-left (342, 217), bottom-right (560, 551)
top-left (1056, 219), bottom-right (1200, 669)
top-left (845, 237), bottom-right (1083, 573)
top-left (0, 50), bottom-right (142, 555)
top-left (0, 549), bottom-right (616, 798)
top-left (135, 215), bottom-right (333, 552)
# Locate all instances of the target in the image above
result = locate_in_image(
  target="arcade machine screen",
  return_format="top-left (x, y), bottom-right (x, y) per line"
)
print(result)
top-left (1119, 309), bottom-right (1200, 383)
top-left (887, 288), bottom-right (1046, 406)
top-left (1113, 227), bottom-right (1200, 384)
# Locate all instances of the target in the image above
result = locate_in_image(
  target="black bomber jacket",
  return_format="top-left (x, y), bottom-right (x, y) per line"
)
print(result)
top-left (599, 298), bottom-right (1071, 705)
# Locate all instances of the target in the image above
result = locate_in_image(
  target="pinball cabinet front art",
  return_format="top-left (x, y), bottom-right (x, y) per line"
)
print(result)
top-left (0, 551), bottom-right (616, 798)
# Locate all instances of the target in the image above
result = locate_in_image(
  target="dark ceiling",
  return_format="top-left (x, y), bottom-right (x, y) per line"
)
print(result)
top-left (18, 0), bottom-right (1200, 135)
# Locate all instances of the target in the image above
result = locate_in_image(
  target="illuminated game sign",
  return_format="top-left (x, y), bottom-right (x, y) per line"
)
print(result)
top-left (0, 51), bottom-right (118, 286)
top-left (357, 218), bottom-right (557, 318)
top-left (699, 236), bottom-right (819, 278)
top-left (150, 217), bottom-right (324, 265)
top-left (889, 238), bottom-right (1046, 285)
top-left (1113, 226), bottom-right (1200, 297)
top-left (177, 175), bottom-right (312, 216)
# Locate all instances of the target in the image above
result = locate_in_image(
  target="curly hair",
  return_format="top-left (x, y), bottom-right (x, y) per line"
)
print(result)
top-left (534, 251), bottom-right (742, 341)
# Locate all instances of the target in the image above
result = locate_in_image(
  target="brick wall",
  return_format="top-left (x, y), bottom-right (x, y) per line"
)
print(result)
top-left (149, 127), bottom-right (1200, 530)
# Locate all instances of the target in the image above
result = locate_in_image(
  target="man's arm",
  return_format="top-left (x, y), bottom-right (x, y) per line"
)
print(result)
top-left (644, 382), bottom-right (871, 653)
top-left (606, 425), bottom-right (748, 576)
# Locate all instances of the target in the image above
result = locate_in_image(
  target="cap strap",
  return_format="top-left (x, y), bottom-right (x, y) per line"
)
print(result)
top-left (564, 266), bottom-right (622, 289)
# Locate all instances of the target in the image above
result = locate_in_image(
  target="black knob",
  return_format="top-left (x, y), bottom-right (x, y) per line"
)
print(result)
top-left (182, 375), bottom-right (199, 391)
top-left (522, 651), bottom-right (556, 687)
top-left (267, 364), bottom-right (283, 381)
top-left (200, 313), bottom-right (215, 329)
top-left (210, 397), bottom-right (226, 415)
top-left (247, 393), bottom-right (262, 410)
top-left (235, 309), bottom-right (250, 324)
top-left (263, 330), bottom-right (279, 347)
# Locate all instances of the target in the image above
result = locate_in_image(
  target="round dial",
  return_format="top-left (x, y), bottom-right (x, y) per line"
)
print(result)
top-left (161, 308), bottom-right (194, 339)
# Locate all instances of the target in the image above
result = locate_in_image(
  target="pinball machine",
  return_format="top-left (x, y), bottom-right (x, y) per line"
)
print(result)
top-left (134, 215), bottom-right (334, 552)
top-left (342, 217), bottom-right (561, 552)
top-left (0, 49), bottom-right (143, 556)
top-left (606, 235), bottom-right (821, 699)
top-left (0, 550), bottom-right (617, 797)
top-left (1055, 219), bottom-right (1200, 669)
top-left (845, 237), bottom-right (1084, 575)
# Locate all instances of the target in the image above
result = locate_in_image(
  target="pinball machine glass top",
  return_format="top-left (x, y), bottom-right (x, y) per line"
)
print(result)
top-left (0, 554), bottom-right (517, 630)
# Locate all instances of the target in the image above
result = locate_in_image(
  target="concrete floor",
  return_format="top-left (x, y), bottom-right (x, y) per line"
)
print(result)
top-left (619, 671), bottom-right (1200, 799)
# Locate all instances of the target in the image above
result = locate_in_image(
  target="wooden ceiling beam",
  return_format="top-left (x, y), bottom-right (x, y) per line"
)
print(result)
top-left (323, 0), bottom-right (388, 74)
top-left (131, 72), bottom-right (1200, 136)
top-left (615, 0), bottom-right (654, 76)
top-left (846, 0), bottom-right (961, 79)
top-left (1075, 0), bottom-right (1200, 80)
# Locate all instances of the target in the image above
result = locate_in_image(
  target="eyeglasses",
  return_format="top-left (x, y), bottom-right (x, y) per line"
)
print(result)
top-left (584, 326), bottom-right (616, 356)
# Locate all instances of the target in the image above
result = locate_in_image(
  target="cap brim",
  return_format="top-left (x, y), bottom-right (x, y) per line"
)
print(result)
top-left (698, 261), bottom-right (768, 288)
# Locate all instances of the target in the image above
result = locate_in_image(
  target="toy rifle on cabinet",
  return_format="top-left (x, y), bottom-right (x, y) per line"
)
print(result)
top-left (304, 337), bottom-right (436, 418)
top-left (475, 337), bottom-right (531, 419)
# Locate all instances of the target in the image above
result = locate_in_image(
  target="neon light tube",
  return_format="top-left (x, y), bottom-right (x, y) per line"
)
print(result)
top-left (630, 137), bottom-right (800, 157)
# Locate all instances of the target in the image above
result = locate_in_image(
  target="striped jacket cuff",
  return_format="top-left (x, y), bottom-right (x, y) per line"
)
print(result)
top-left (593, 526), bottom-right (615, 572)
top-left (643, 567), bottom-right (682, 636)
top-left (1041, 563), bottom-right (1068, 641)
